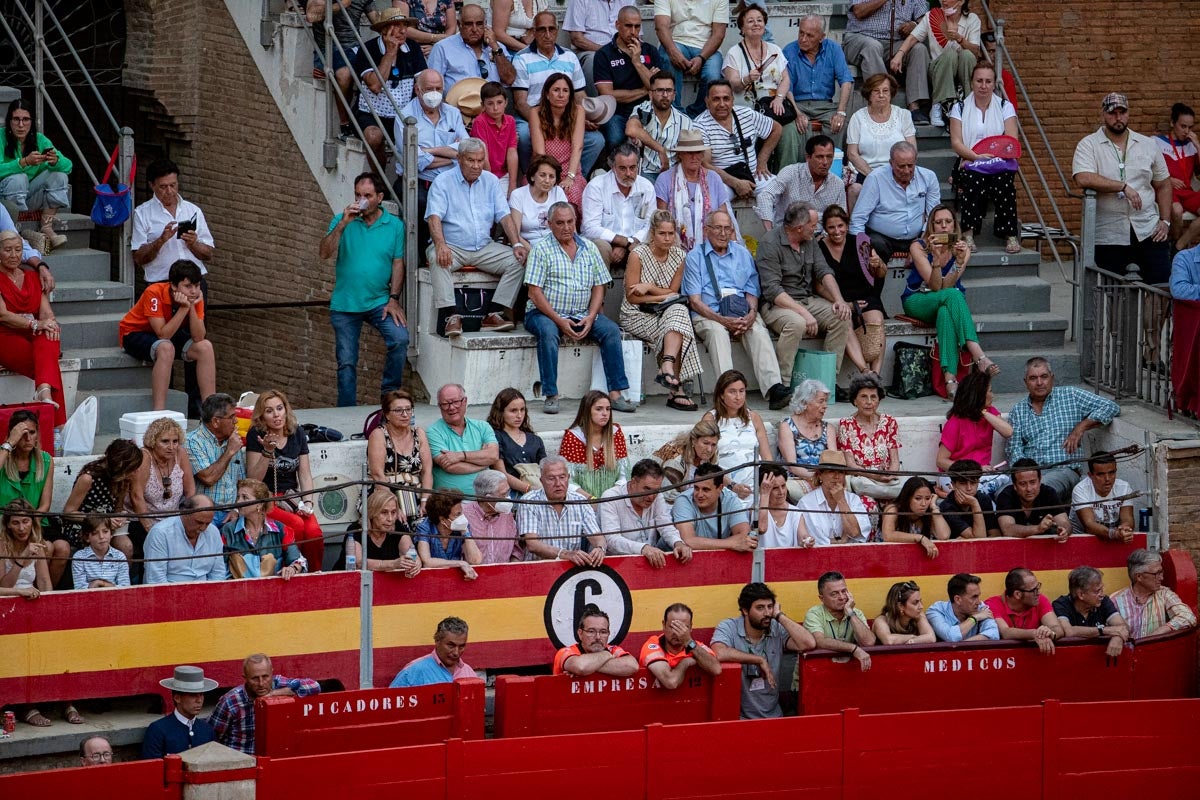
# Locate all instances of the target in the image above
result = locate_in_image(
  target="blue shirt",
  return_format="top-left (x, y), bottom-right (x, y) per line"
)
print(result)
top-left (427, 33), bottom-right (499, 91)
top-left (512, 44), bottom-right (586, 106)
top-left (413, 517), bottom-right (469, 560)
top-left (926, 600), bottom-right (1000, 642)
top-left (0, 203), bottom-right (40, 262)
top-left (425, 168), bottom-right (511, 251)
top-left (671, 487), bottom-right (749, 539)
top-left (398, 98), bottom-right (469, 180)
top-left (326, 208), bottom-right (405, 313)
top-left (1171, 246), bottom-right (1200, 301)
top-left (1007, 386), bottom-right (1120, 466)
top-left (783, 39), bottom-right (852, 102)
top-left (850, 165), bottom-right (941, 239)
top-left (682, 240), bottom-right (761, 312)
top-left (143, 516), bottom-right (228, 584)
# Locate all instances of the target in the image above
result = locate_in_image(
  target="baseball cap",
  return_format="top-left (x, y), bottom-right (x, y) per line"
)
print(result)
top-left (1101, 93), bottom-right (1129, 113)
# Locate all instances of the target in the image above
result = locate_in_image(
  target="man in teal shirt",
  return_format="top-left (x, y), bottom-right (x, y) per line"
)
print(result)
top-left (425, 383), bottom-right (499, 493)
top-left (319, 172), bottom-right (408, 406)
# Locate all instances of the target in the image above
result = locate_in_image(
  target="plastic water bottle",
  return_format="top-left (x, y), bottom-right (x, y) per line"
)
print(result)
top-left (406, 546), bottom-right (418, 562)
top-left (345, 550), bottom-right (357, 571)
top-left (831, 148), bottom-right (845, 179)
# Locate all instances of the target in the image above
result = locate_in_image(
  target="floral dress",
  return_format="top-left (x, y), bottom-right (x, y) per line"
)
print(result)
top-left (558, 424), bottom-right (629, 499)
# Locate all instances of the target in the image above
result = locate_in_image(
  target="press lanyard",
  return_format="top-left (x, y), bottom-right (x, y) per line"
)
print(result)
top-left (1107, 136), bottom-right (1128, 182)
top-left (827, 615), bottom-right (851, 641)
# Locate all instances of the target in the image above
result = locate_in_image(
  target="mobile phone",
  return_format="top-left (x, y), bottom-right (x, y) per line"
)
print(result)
top-left (175, 216), bottom-right (198, 238)
top-left (929, 232), bottom-right (959, 246)
top-left (41, 147), bottom-right (54, 154)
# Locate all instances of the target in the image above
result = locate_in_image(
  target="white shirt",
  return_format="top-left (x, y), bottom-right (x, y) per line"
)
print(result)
top-left (580, 172), bottom-right (656, 244)
top-left (131, 196), bottom-right (214, 282)
top-left (1072, 127), bottom-right (1170, 245)
top-left (652, 0), bottom-right (728, 51)
top-left (846, 105), bottom-right (916, 172)
top-left (759, 503), bottom-right (803, 548)
top-left (797, 487), bottom-right (871, 545)
top-left (597, 486), bottom-right (683, 554)
top-left (562, 0), bottom-right (623, 48)
top-left (1070, 476), bottom-right (1133, 535)
top-left (509, 184), bottom-right (568, 242)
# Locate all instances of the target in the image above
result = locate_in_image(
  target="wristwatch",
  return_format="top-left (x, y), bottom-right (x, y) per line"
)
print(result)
top-left (685, 640), bottom-right (697, 654)
top-left (0, 442), bottom-right (12, 453)
top-left (389, 293), bottom-right (401, 301)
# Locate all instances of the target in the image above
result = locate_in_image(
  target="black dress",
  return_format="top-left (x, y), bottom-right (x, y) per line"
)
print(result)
top-left (821, 239), bottom-right (885, 315)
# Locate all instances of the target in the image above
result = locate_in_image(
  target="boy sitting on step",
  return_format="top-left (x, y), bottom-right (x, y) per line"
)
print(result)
top-left (118, 259), bottom-right (215, 411)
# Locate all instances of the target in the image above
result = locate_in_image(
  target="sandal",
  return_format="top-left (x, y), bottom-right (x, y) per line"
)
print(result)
top-left (64, 705), bottom-right (83, 724)
top-left (962, 231), bottom-right (977, 253)
top-left (665, 394), bottom-right (698, 411)
top-left (974, 356), bottom-right (1000, 377)
top-left (944, 375), bottom-right (958, 400)
top-left (1005, 236), bottom-right (1021, 254)
top-left (654, 355), bottom-right (681, 390)
top-left (34, 384), bottom-right (59, 410)
top-left (23, 708), bottom-right (52, 727)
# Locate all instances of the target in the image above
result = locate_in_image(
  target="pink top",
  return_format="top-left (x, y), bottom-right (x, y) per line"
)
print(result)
top-left (470, 113), bottom-right (517, 178)
top-left (836, 414), bottom-right (900, 471)
top-left (985, 594), bottom-right (1053, 631)
top-left (939, 406), bottom-right (999, 467)
top-left (462, 500), bottom-right (521, 564)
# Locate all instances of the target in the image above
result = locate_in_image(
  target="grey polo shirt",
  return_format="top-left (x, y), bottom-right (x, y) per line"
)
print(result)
top-left (712, 616), bottom-right (788, 719)
top-left (755, 228), bottom-right (832, 304)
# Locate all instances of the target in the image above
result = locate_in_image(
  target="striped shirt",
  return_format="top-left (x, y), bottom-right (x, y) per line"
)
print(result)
top-left (1110, 587), bottom-right (1197, 639)
top-left (1007, 386), bottom-right (1120, 467)
top-left (630, 101), bottom-right (693, 175)
top-left (845, 0), bottom-right (925, 40)
top-left (71, 546), bottom-right (130, 588)
top-left (512, 44), bottom-right (585, 106)
top-left (516, 488), bottom-right (600, 557)
top-left (694, 107), bottom-right (775, 174)
top-left (524, 233), bottom-right (611, 317)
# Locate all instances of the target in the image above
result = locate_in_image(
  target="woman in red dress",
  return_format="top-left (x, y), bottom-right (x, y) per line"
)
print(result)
top-left (0, 229), bottom-right (64, 425)
top-left (530, 72), bottom-right (586, 217)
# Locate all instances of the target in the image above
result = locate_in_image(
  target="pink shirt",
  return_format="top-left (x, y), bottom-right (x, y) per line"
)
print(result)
top-left (463, 500), bottom-right (521, 564)
top-left (985, 594), bottom-right (1053, 631)
top-left (939, 406), bottom-right (1000, 466)
top-left (470, 113), bottom-right (517, 179)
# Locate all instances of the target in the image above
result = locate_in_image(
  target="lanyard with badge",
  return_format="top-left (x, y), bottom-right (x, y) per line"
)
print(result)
top-left (1107, 137), bottom-right (1128, 197)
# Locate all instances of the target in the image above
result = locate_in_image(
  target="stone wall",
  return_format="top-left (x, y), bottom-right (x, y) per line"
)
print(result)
top-left (1160, 442), bottom-right (1200, 572)
top-left (990, 0), bottom-right (1200, 234)
top-left (123, 0), bottom-right (390, 408)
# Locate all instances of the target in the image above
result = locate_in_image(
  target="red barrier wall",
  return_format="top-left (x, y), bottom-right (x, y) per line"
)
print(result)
top-left (0, 757), bottom-right (179, 798)
top-left (492, 664), bottom-right (740, 738)
top-left (255, 678), bottom-right (486, 757)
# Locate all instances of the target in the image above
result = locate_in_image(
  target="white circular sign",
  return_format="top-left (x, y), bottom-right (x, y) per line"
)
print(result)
top-left (542, 565), bottom-right (633, 649)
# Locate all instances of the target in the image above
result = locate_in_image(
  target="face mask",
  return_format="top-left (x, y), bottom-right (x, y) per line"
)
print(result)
top-left (493, 501), bottom-right (513, 514)
top-left (450, 514), bottom-right (469, 532)
top-left (422, 91), bottom-right (443, 109)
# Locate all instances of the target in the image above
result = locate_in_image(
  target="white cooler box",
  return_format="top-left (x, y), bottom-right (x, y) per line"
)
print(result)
top-left (118, 411), bottom-right (188, 446)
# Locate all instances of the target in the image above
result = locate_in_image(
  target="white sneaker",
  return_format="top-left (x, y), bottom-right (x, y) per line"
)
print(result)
top-left (930, 103), bottom-right (945, 128)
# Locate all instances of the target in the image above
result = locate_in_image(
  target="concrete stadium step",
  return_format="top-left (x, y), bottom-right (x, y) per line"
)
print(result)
top-left (79, 388), bottom-right (189, 434)
top-left (55, 311), bottom-right (122, 350)
top-left (969, 311), bottom-right (1068, 350)
top-left (16, 211), bottom-right (96, 251)
top-left (70, 347), bottom-right (154, 392)
top-left (956, 276), bottom-right (1052, 314)
top-left (50, 279), bottom-right (133, 316)
top-left (41, 247), bottom-right (110, 282)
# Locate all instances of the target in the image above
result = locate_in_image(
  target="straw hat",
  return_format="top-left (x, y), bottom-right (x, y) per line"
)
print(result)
top-left (671, 129), bottom-right (709, 153)
top-left (445, 77), bottom-right (487, 118)
top-left (582, 95), bottom-right (617, 125)
top-left (371, 8), bottom-right (416, 32)
top-left (813, 450), bottom-right (850, 471)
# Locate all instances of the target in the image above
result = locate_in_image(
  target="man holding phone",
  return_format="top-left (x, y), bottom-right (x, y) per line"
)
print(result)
top-left (132, 159), bottom-right (215, 285)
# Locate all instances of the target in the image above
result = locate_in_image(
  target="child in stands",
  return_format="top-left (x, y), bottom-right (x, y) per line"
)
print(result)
top-left (118, 259), bottom-right (216, 411)
top-left (71, 514), bottom-right (130, 588)
top-left (470, 81), bottom-right (518, 195)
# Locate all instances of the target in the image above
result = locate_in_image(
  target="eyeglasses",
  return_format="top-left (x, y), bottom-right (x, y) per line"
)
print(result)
top-left (651, 88), bottom-right (674, 94)
top-left (534, 25), bottom-right (557, 32)
top-left (161, 475), bottom-right (172, 500)
top-left (389, 407), bottom-right (415, 416)
top-left (1020, 583), bottom-right (1042, 594)
top-left (10, 115), bottom-right (31, 124)
top-left (1143, 569), bottom-right (1164, 578)
top-left (438, 397), bottom-right (467, 409)
top-left (86, 752), bottom-right (114, 763)
top-left (706, 225), bottom-right (734, 234)
top-left (462, 20), bottom-right (486, 27)
top-left (215, 412), bottom-right (238, 421)
top-left (477, 58), bottom-right (489, 78)
top-left (580, 628), bottom-right (610, 637)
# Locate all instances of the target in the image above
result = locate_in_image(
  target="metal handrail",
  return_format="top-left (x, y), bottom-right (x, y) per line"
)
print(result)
top-left (36, 1), bottom-right (122, 137)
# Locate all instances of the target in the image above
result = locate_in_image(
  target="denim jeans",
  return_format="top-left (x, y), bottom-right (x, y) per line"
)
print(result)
top-left (330, 305), bottom-right (410, 406)
top-left (658, 43), bottom-right (724, 116)
top-left (524, 308), bottom-right (628, 398)
top-left (601, 113), bottom-right (629, 149)
top-left (516, 119), bottom-right (606, 179)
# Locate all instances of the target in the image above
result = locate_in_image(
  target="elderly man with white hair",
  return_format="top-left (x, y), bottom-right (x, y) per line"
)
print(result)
top-left (1110, 549), bottom-right (1197, 640)
top-left (516, 455), bottom-right (607, 565)
top-left (398, 69), bottom-right (469, 186)
top-left (463, 469), bottom-right (522, 563)
top-left (426, 136), bottom-right (529, 338)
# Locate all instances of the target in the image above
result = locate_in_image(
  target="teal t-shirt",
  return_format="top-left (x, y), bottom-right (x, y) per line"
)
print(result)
top-left (328, 208), bottom-right (405, 313)
top-left (425, 418), bottom-right (498, 493)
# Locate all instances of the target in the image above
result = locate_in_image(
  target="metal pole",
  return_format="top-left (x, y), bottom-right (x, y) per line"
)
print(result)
top-left (1079, 191), bottom-right (1098, 379)
top-left (402, 116), bottom-right (419, 357)
top-left (322, 0), bottom-right (337, 169)
top-left (359, 465), bottom-right (374, 688)
top-left (993, 19), bottom-right (1005, 97)
top-left (750, 462), bottom-right (763, 583)
top-left (34, 0), bottom-right (43, 125)
top-left (118, 127), bottom-right (135, 289)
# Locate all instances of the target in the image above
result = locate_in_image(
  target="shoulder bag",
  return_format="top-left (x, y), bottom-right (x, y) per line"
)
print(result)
top-left (704, 252), bottom-right (750, 319)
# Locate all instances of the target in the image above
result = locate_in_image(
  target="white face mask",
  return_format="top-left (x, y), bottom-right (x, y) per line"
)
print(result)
top-left (493, 500), bottom-right (513, 514)
top-left (449, 514), bottom-right (469, 532)
top-left (422, 91), bottom-right (444, 109)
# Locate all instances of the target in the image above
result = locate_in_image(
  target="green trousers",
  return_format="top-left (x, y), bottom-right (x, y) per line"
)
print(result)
top-left (901, 288), bottom-right (978, 372)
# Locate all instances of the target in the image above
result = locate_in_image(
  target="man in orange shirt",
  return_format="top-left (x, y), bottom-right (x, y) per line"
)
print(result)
top-left (639, 602), bottom-right (722, 689)
top-left (119, 259), bottom-right (215, 411)
top-left (552, 604), bottom-right (639, 677)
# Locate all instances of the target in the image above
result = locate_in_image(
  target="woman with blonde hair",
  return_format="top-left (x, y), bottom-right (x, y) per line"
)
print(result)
top-left (245, 389), bottom-right (323, 569)
top-left (339, 489), bottom-right (421, 576)
top-left (128, 416), bottom-right (195, 580)
top-left (221, 478), bottom-right (307, 580)
top-left (702, 370), bottom-right (771, 499)
top-left (559, 390), bottom-right (629, 499)
top-left (620, 210), bottom-right (701, 410)
top-left (872, 580), bottom-right (936, 644)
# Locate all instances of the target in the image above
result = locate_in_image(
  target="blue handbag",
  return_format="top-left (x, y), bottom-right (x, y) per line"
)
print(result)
top-left (90, 148), bottom-right (136, 227)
